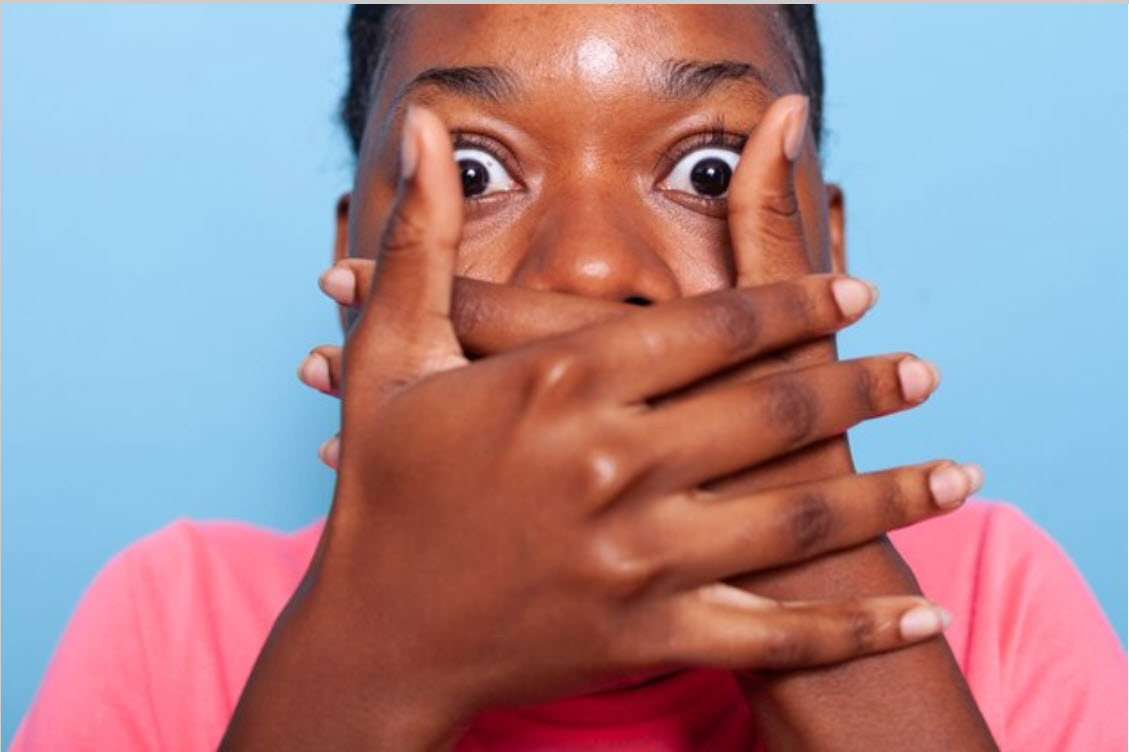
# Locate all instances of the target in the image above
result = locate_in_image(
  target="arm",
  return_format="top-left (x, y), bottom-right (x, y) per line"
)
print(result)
top-left (225, 106), bottom-right (957, 750)
top-left (721, 96), bottom-right (995, 750)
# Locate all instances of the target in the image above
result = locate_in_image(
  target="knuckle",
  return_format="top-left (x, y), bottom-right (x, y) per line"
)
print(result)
top-left (757, 188), bottom-right (802, 233)
top-left (761, 378), bottom-right (818, 444)
top-left (381, 202), bottom-right (433, 254)
top-left (852, 364), bottom-right (879, 414)
top-left (450, 285), bottom-right (489, 352)
top-left (761, 187), bottom-right (801, 220)
top-left (842, 602), bottom-right (879, 652)
top-left (859, 359), bottom-right (904, 414)
top-left (876, 476), bottom-right (911, 528)
top-left (576, 445), bottom-right (633, 500)
top-left (523, 350), bottom-right (590, 406)
top-left (757, 628), bottom-right (813, 669)
top-left (785, 492), bottom-right (834, 555)
top-left (778, 282), bottom-right (820, 330)
top-left (578, 532), bottom-right (661, 600)
top-left (698, 293), bottom-right (761, 358)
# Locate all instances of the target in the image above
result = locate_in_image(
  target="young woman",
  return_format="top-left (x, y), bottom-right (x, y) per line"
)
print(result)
top-left (15, 6), bottom-right (1125, 750)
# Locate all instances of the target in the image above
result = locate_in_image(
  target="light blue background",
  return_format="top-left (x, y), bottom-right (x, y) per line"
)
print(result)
top-left (2, 5), bottom-right (1125, 744)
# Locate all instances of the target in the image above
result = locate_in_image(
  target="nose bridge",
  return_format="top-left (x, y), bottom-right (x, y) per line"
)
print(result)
top-left (511, 182), bottom-right (680, 304)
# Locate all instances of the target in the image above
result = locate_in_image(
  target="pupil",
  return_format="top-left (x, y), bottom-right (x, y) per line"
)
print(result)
top-left (459, 159), bottom-right (490, 197)
top-left (689, 158), bottom-right (731, 197)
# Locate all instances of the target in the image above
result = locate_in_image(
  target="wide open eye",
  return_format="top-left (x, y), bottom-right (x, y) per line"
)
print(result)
top-left (661, 147), bottom-right (740, 199)
top-left (453, 147), bottom-right (518, 199)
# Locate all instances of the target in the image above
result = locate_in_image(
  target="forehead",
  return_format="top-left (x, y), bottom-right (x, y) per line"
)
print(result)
top-left (378, 5), bottom-right (796, 106)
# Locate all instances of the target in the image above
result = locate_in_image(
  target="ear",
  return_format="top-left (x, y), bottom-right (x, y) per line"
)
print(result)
top-left (825, 183), bottom-right (846, 274)
top-left (334, 192), bottom-right (351, 332)
top-left (334, 192), bottom-right (351, 263)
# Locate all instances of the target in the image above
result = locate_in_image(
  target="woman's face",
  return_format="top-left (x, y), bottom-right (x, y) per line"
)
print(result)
top-left (340, 5), bottom-right (843, 302)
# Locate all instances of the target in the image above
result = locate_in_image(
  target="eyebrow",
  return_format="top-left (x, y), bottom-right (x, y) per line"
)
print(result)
top-left (392, 58), bottom-right (779, 108)
top-left (397, 65), bottom-right (520, 105)
top-left (659, 59), bottom-right (780, 99)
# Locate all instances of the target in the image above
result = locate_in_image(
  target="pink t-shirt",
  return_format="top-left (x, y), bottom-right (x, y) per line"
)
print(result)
top-left (13, 501), bottom-right (1127, 750)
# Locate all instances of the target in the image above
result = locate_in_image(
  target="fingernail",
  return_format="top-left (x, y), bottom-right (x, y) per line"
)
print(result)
top-left (898, 358), bottom-right (939, 402)
top-left (318, 436), bottom-right (340, 468)
top-left (782, 97), bottom-right (810, 162)
top-left (298, 353), bottom-right (331, 393)
top-left (318, 266), bottom-right (356, 304)
top-left (899, 605), bottom-right (949, 640)
top-left (830, 277), bottom-right (877, 318)
top-left (400, 106), bottom-right (420, 181)
top-left (929, 464), bottom-right (970, 508)
top-left (962, 464), bottom-right (985, 496)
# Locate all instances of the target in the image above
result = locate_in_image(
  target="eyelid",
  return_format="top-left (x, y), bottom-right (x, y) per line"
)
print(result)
top-left (655, 129), bottom-right (746, 182)
top-left (450, 131), bottom-right (526, 188)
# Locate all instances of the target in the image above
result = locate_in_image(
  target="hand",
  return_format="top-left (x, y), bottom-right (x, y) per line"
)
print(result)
top-left (224, 106), bottom-right (968, 751)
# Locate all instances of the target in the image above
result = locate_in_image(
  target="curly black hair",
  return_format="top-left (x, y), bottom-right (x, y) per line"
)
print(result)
top-left (339, 5), bottom-right (823, 156)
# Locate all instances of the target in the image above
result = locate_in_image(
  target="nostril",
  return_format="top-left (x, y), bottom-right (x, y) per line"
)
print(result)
top-left (623, 296), bottom-right (653, 307)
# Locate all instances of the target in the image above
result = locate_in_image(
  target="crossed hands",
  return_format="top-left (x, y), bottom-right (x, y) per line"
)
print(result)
top-left (257, 96), bottom-right (980, 749)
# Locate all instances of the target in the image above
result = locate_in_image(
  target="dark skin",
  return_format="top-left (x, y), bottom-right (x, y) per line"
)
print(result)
top-left (225, 6), bottom-right (996, 750)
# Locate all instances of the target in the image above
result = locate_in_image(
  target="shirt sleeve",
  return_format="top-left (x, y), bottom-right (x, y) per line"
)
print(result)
top-left (987, 505), bottom-right (1127, 751)
top-left (11, 546), bottom-right (162, 751)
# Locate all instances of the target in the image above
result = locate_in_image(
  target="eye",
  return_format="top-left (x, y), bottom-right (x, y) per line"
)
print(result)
top-left (453, 148), bottom-right (517, 199)
top-left (661, 147), bottom-right (740, 199)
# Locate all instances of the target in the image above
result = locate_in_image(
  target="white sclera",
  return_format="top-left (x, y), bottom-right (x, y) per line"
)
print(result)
top-left (454, 148), bottom-right (517, 196)
top-left (661, 147), bottom-right (740, 198)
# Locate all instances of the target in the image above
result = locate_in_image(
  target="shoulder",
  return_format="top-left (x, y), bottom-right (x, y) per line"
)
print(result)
top-left (891, 499), bottom-right (1059, 591)
top-left (13, 518), bottom-right (324, 752)
top-left (120, 517), bottom-right (323, 606)
top-left (114, 517), bottom-right (324, 675)
top-left (890, 500), bottom-right (1110, 632)
top-left (892, 501), bottom-right (1127, 750)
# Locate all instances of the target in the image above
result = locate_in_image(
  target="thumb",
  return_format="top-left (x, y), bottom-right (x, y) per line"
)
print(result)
top-left (352, 105), bottom-right (466, 382)
top-left (726, 94), bottom-right (811, 285)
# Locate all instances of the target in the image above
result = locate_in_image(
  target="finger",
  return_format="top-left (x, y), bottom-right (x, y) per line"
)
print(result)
top-left (350, 106), bottom-right (465, 379)
top-left (664, 585), bottom-right (951, 671)
top-left (317, 255), bottom-right (625, 357)
top-left (297, 347), bottom-right (342, 396)
top-left (728, 94), bottom-right (812, 285)
top-left (644, 355), bottom-right (940, 488)
top-left (318, 435), bottom-right (340, 469)
top-left (318, 259), bottom-right (373, 307)
top-left (660, 462), bottom-right (982, 585)
top-left (551, 274), bottom-right (876, 403)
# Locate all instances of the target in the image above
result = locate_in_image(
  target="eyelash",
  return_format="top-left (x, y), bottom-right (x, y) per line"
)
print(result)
top-left (655, 121), bottom-right (747, 183)
top-left (450, 131), bottom-right (524, 189)
top-left (448, 120), bottom-right (749, 209)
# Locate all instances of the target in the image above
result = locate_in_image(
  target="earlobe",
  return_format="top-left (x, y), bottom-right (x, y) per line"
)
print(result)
top-left (825, 183), bottom-right (847, 274)
top-left (334, 193), bottom-right (351, 264)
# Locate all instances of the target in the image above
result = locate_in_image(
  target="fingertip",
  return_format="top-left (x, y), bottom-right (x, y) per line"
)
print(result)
top-left (782, 95), bottom-right (810, 162)
top-left (897, 358), bottom-right (941, 403)
top-left (928, 463), bottom-right (970, 509)
top-left (829, 277), bottom-right (878, 319)
top-left (318, 265), bottom-right (356, 305)
top-left (318, 436), bottom-right (340, 469)
top-left (962, 464), bottom-right (985, 496)
top-left (400, 105), bottom-right (421, 181)
top-left (898, 603), bottom-right (950, 641)
top-left (298, 352), bottom-right (331, 393)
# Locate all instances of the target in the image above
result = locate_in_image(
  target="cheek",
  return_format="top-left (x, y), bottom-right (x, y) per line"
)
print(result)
top-left (453, 198), bottom-right (736, 295)
top-left (647, 205), bottom-right (734, 295)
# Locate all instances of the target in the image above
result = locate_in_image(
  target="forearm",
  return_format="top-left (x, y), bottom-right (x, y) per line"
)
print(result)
top-left (738, 531), bottom-right (996, 750)
top-left (220, 581), bottom-right (463, 752)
